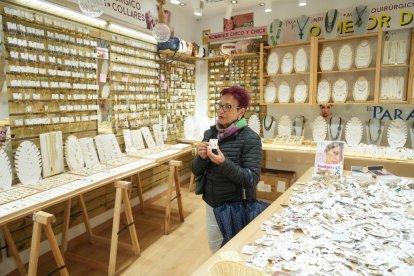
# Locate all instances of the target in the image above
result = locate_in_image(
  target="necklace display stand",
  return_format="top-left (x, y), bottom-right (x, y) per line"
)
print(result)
top-left (248, 114), bottom-right (261, 135)
top-left (387, 119), bottom-right (408, 148)
top-left (278, 115), bottom-right (292, 137)
top-left (140, 126), bottom-right (157, 148)
top-left (296, 15), bottom-right (310, 41)
top-left (365, 118), bottom-right (384, 146)
top-left (0, 148), bottom-right (13, 190)
top-left (345, 117), bottom-right (364, 146)
top-left (40, 131), bottom-right (64, 178)
top-left (352, 5), bottom-right (369, 34)
top-left (65, 135), bottom-right (85, 170)
top-left (153, 124), bottom-right (165, 146)
top-left (293, 116), bottom-right (306, 137)
top-left (324, 9), bottom-right (339, 39)
top-left (79, 137), bottom-right (100, 167)
top-left (312, 116), bottom-right (327, 142)
top-left (328, 117), bottom-right (343, 141)
top-left (15, 141), bottom-right (42, 185)
top-left (123, 130), bottom-right (136, 154)
top-left (263, 115), bottom-right (276, 139)
top-left (131, 129), bottom-right (145, 150)
top-left (411, 122), bottom-right (414, 149)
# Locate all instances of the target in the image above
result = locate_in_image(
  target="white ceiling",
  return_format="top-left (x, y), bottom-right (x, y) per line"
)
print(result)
top-left (167, 0), bottom-right (294, 18)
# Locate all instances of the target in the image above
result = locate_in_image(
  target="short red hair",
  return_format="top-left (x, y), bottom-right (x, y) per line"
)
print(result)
top-left (220, 86), bottom-right (250, 108)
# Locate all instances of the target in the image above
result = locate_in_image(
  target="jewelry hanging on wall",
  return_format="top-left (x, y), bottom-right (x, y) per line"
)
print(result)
top-left (293, 116), bottom-right (306, 136)
top-left (329, 116), bottom-right (342, 140)
top-left (324, 9), bottom-right (338, 34)
top-left (296, 15), bottom-right (310, 40)
top-left (263, 115), bottom-right (274, 131)
top-left (354, 5), bottom-right (368, 28)
top-left (367, 118), bottom-right (382, 144)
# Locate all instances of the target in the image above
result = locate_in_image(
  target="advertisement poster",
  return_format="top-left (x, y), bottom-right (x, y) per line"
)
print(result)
top-left (314, 141), bottom-right (345, 177)
top-left (280, 0), bottom-right (414, 43)
top-left (223, 12), bottom-right (254, 31)
top-left (100, 0), bottom-right (172, 32)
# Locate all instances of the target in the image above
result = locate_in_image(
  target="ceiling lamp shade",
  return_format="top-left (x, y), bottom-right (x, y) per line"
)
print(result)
top-left (265, 0), bottom-right (272, 13)
top-left (224, 4), bottom-right (233, 20)
top-left (78, 0), bottom-right (104, 18)
top-left (299, 0), bottom-right (307, 6)
top-left (153, 0), bottom-right (171, 43)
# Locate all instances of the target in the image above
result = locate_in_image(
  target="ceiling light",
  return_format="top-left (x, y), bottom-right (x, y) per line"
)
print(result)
top-left (265, 0), bottom-right (272, 12)
top-left (78, 0), bottom-right (104, 18)
top-left (153, 0), bottom-right (171, 43)
top-left (194, 8), bottom-right (203, 16)
top-left (170, 0), bottom-right (181, 4)
top-left (224, 4), bottom-right (233, 20)
top-left (179, 2), bottom-right (186, 6)
top-left (230, 0), bottom-right (238, 4)
top-left (299, 0), bottom-right (307, 7)
top-left (258, 3), bottom-right (265, 6)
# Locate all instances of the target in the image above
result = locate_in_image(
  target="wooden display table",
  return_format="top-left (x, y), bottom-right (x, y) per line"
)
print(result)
top-left (191, 168), bottom-right (313, 275)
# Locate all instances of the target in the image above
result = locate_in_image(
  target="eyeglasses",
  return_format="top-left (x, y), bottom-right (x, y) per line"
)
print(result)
top-left (215, 103), bottom-right (241, 112)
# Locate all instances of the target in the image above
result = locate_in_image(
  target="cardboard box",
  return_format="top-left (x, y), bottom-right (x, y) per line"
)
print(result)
top-left (256, 169), bottom-right (296, 201)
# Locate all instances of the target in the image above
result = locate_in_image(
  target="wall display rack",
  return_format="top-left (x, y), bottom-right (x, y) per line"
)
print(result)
top-left (109, 34), bottom-right (160, 134)
top-left (259, 29), bottom-right (414, 105)
top-left (159, 59), bottom-right (196, 143)
top-left (2, 8), bottom-right (99, 146)
top-left (208, 53), bottom-right (261, 119)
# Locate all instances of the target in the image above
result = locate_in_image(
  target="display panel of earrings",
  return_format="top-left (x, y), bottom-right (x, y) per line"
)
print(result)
top-left (382, 29), bottom-right (410, 65)
top-left (160, 60), bottom-right (196, 141)
top-left (380, 76), bottom-right (405, 100)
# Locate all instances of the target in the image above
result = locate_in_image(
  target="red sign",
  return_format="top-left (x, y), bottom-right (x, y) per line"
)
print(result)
top-left (208, 26), bottom-right (267, 43)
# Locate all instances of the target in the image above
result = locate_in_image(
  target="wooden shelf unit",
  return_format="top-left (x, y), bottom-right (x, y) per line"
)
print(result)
top-left (260, 29), bottom-right (414, 106)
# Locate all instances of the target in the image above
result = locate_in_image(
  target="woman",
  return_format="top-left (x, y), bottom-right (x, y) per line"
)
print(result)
top-left (192, 86), bottom-right (262, 253)
top-left (324, 142), bottom-right (344, 164)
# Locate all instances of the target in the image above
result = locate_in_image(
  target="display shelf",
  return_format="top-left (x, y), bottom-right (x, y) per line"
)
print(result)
top-left (260, 37), bottom-right (316, 105)
top-left (203, 52), bottom-right (259, 61)
top-left (159, 50), bottom-right (199, 62)
top-left (317, 67), bottom-right (376, 74)
top-left (382, 64), bottom-right (409, 68)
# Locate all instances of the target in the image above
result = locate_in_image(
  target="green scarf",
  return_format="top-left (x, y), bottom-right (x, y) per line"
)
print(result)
top-left (216, 118), bottom-right (247, 141)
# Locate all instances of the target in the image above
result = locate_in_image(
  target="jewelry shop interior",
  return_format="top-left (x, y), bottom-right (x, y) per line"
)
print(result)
top-left (0, 0), bottom-right (414, 275)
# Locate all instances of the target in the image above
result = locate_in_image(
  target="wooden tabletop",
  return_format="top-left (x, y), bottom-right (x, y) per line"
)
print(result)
top-left (0, 146), bottom-right (193, 227)
top-left (191, 167), bottom-right (315, 275)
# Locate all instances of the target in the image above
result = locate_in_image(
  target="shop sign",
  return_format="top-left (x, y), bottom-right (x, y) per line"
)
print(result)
top-left (370, 105), bottom-right (414, 120)
top-left (208, 26), bottom-right (267, 43)
top-left (102, 0), bottom-right (158, 31)
top-left (281, 0), bottom-right (414, 42)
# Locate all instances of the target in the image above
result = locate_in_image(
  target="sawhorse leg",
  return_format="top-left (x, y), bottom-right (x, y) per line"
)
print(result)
top-left (164, 160), bottom-right (185, 235)
top-left (2, 225), bottom-right (27, 275)
top-left (108, 180), bottom-right (140, 275)
top-left (188, 172), bottom-right (195, 192)
top-left (28, 211), bottom-right (69, 276)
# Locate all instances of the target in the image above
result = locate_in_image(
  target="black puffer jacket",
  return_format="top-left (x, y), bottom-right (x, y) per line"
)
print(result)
top-left (192, 125), bottom-right (262, 208)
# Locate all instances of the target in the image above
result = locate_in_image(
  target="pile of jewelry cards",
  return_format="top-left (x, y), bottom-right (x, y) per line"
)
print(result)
top-left (0, 186), bottom-right (41, 205)
top-left (103, 155), bottom-right (142, 167)
top-left (68, 163), bottom-right (114, 176)
top-left (272, 136), bottom-right (304, 146)
top-left (26, 173), bottom-right (83, 190)
top-left (242, 175), bottom-right (414, 275)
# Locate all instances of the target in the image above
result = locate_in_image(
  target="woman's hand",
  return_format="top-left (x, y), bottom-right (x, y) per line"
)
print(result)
top-left (197, 142), bottom-right (209, 160)
top-left (207, 147), bottom-right (225, 165)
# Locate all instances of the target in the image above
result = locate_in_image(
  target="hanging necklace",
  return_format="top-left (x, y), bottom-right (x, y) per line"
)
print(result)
top-left (325, 9), bottom-right (338, 33)
top-left (412, 121), bottom-right (414, 135)
top-left (368, 118), bottom-right (382, 144)
top-left (293, 116), bottom-right (305, 136)
top-left (329, 117), bottom-right (342, 140)
top-left (297, 16), bottom-right (310, 39)
top-left (355, 6), bottom-right (367, 28)
top-left (263, 115), bottom-right (274, 131)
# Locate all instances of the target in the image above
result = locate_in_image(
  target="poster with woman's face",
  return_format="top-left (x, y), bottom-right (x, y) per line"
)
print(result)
top-left (314, 141), bottom-right (344, 176)
top-left (223, 12), bottom-right (254, 32)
